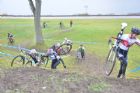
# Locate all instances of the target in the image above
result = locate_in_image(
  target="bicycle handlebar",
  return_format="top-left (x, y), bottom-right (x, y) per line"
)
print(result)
top-left (112, 37), bottom-right (126, 41)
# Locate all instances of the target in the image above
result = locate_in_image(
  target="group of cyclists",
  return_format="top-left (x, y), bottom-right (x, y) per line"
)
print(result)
top-left (7, 32), bottom-right (85, 69)
top-left (24, 38), bottom-right (85, 69)
top-left (7, 22), bottom-right (140, 79)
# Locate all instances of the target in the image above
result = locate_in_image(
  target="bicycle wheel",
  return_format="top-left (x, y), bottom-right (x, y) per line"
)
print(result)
top-left (11, 55), bottom-right (25, 67)
top-left (105, 47), bottom-right (117, 76)
top-left (44, 57), bottom-right (49, 67)
top-left (56, 44), bottom-right (72, 55)
top-left (25, 60), bottom-right (32, 67)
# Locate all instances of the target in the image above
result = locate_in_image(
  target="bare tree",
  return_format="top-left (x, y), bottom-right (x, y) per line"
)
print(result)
top-left (28, 0), bottom-right (44, 45)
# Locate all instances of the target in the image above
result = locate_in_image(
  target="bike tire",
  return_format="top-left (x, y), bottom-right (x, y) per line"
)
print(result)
top-left (105, 47), bottom-right (117, 76)
top-left (56, 44), bottom-right (72, 55)
top-left (44, 58), bottom-right (49, 67)
top-left (11, 55), bottom-right (25, 67)
top-left (25, 61), bottom-right (32, 67)
top-left (39, 55), bottom-right (49, 67)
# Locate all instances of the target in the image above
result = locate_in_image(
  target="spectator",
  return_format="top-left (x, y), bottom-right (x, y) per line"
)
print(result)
top-left (70, 20), bottom-right (73, 27)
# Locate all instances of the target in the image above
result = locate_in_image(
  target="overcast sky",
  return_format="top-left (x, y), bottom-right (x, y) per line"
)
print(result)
top-left (0, 0), bottom-right (140, 15)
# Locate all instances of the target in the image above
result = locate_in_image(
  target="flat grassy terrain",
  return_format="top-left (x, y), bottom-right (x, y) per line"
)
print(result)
top-left (0, 18), bottom-right (140, 78)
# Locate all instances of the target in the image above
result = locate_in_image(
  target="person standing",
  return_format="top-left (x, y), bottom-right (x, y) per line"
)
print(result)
top-left (70, 20), bottom-right (73, 27)
top-left (77, 44), bottom-right (85, 60)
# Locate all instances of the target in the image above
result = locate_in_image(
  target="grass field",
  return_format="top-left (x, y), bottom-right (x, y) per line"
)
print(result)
top-left (0, 18), bottom-right (140, 78)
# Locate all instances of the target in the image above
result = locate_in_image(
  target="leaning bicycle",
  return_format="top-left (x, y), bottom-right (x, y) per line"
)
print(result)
top-left (105, 23), bottom-right (127, 76)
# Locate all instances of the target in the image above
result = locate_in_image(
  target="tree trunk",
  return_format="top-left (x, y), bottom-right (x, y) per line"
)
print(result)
top-left (28, 0), bottom-right (44, 45)
top-left (34, 0), bottom-right (44, 45)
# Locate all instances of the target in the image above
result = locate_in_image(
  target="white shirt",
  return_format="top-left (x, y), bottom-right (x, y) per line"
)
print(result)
top-left (119, 34), bottom-right (140, 50)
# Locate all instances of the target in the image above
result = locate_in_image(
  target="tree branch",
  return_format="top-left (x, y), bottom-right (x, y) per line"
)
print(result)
top-left (28, 0), bottom-right (36, 15)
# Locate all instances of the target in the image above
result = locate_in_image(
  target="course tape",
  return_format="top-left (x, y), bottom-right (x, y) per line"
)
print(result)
top-left (0, 44), bottom-right (30, 52)
top-left (0, 51), bottom-right (15, 57)
top-left (44, 39), bottom-right (97, 44)
top-left (0, 44), bottom-right (45, 56)
top-left (130, 67), bottom-right (140, 72)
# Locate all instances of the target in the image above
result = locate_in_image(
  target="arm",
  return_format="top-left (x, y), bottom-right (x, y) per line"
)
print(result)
top-left (135, 39), bottom-right (140, 46)
top-left (136, 42), bottom-right (140, 46)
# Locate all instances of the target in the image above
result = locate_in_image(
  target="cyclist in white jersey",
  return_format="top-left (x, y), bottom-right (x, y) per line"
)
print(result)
top-left (117, 27), bottom-right (140, 78)
top-left (46, 48), bottom-right (66, 69)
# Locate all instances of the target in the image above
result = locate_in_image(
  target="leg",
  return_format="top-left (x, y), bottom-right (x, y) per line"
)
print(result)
top-left (117, 57), bottom-right (128, 78)
top-left (51, 59), bottom-right (57, 69)
top-left (117, 60), bottom-right (123, 78)
top-left (117, 48), bottom-right (128, 78)
top-left (81, 52), bottom-right (85, 60)
top-left (122, 58), bottom-right (128, 77)
top-left (53, 59), bottom-right (60, 69)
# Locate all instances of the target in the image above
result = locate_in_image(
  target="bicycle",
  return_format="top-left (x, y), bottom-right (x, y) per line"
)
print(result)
top-left (11, 49), bottom-right (35, 67)
top-left (105, 23), bottom-right (127, 76)
top-left (56, 38), bottom-right (73, 55)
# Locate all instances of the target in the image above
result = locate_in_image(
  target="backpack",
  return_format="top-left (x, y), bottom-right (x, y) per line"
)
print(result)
top-left (78, 47), bottom-right (85, 54)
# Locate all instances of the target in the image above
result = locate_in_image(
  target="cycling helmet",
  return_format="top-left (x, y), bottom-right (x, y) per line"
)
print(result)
top-left (131, 27), bottom-right (140, 35)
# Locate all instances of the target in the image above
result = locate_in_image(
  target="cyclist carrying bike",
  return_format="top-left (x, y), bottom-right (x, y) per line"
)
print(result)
top-left (46, 48), bottom-right (66, 69)
top-left (29, 49), bottom-right (39, 66)
top-left (50, 43), bottom-right (61, 52)
top-left (117, 27), bottom-right (140, 78)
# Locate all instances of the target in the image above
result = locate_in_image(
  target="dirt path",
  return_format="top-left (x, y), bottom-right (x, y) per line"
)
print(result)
top-left (0, 51), bottom-right (140, 93)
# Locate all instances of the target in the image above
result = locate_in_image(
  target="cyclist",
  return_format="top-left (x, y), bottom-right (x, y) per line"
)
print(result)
top-left (46, 48), bottom-right (66, 69)
top-left (50, 43), bottom-right (61, 55)
top-left (7, 33), bottom-right (14, 44)
top-left (117, 27), bottom-right (140, 78)
top-left (62, 37), bottom-right (72, 45)
top-left (77, 44), bottom-right (85, 60)
top-left (8, 33), bottom-right (13, 38)
top-left (29, 49), bottom-right (39, 66)
top-left (51, 43), bottom-right (61, 51)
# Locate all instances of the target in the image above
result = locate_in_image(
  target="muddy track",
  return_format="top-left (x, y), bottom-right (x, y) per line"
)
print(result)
top-left (0, 51), bottom-right (140, 93)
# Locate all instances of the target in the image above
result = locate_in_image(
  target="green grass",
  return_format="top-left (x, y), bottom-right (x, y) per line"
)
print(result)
top-left (88, 81), bottom-right (109, 92)
top-left (0, 18), bottom-right (140, 78)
